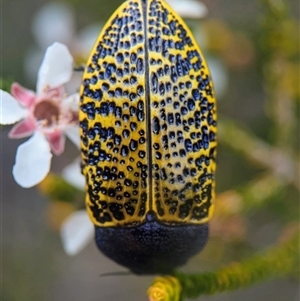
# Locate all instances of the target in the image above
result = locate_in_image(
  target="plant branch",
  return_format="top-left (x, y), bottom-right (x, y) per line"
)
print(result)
top-left (148, 231), bottom-right (299, 300)
top-left (218, 118), bottom-right (299, 190)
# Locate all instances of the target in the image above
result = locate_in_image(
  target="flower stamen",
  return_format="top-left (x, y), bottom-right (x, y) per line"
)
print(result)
top-left (34, 100), bottom-right (60, 126)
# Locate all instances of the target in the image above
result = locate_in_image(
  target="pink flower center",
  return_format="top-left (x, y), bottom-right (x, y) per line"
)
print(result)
top-left (34, 100), bottom-right (60, 126)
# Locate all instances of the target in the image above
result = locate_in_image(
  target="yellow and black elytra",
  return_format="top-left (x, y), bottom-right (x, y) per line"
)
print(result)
top-left (79, 0), bottom-right (216, 274)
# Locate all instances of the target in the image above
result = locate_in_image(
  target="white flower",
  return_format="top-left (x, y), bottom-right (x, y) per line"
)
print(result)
top-left (60, 210), bottom-right (94, 256)
top-left (32, 2), bottom-right (76, 51)
top-left (60, 159), bottom-right (92, 256)
top-left (24, 2), bottom-right (101, 87)
top-left (0, 42), bottom-right (79, 188)
top-left (62, 158), bottom-right (85, 191)
top-left (166, 0), bottom-right (208, 19)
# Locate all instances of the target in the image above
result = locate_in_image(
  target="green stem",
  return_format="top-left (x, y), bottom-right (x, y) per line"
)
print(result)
top-left (174, 232), bottom-right (299, 298)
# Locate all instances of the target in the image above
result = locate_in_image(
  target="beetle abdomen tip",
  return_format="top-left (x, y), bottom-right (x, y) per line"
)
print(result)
top-left (95, 222), bottom-right (208, 274)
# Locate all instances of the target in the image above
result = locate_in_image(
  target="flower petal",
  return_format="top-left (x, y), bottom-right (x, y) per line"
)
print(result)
top-left (12, 132), bottom-right (52, 187)
top-left (64, 125), bottom-right (80, 148)
top-left (46, 130), bottom-right (65, 155)
top-left (37, 42), bottom-right (73, 93)
top-left (43, 86), bottom-right (64, 99)
top-left (0, 90), bottom-right (27, 124)
top-left (62, 158), bottom-right (85, 191)
top-left (166, 0), bottom-right (208, 19)
top-left (60, 210), bottom-right (94, 256)
top-left (9, 118), bottom-right (36, 138)
top-left (61, 93), bottom-right (79, 112)
top-left (32, 2), bottom-right (75, 50)
top-left (11, 83), bottom-right (36, 108)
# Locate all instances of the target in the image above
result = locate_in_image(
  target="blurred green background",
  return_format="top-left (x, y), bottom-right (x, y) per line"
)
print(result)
top-left (2, 0), bottom-right (299, 300)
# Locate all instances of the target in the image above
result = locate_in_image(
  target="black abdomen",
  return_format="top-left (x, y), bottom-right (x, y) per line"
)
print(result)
top-left (95, 220), bottom-right (208, 274)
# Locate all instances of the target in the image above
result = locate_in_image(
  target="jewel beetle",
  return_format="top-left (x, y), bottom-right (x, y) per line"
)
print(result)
top-left (79, 0), bottom-right (217, 274)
